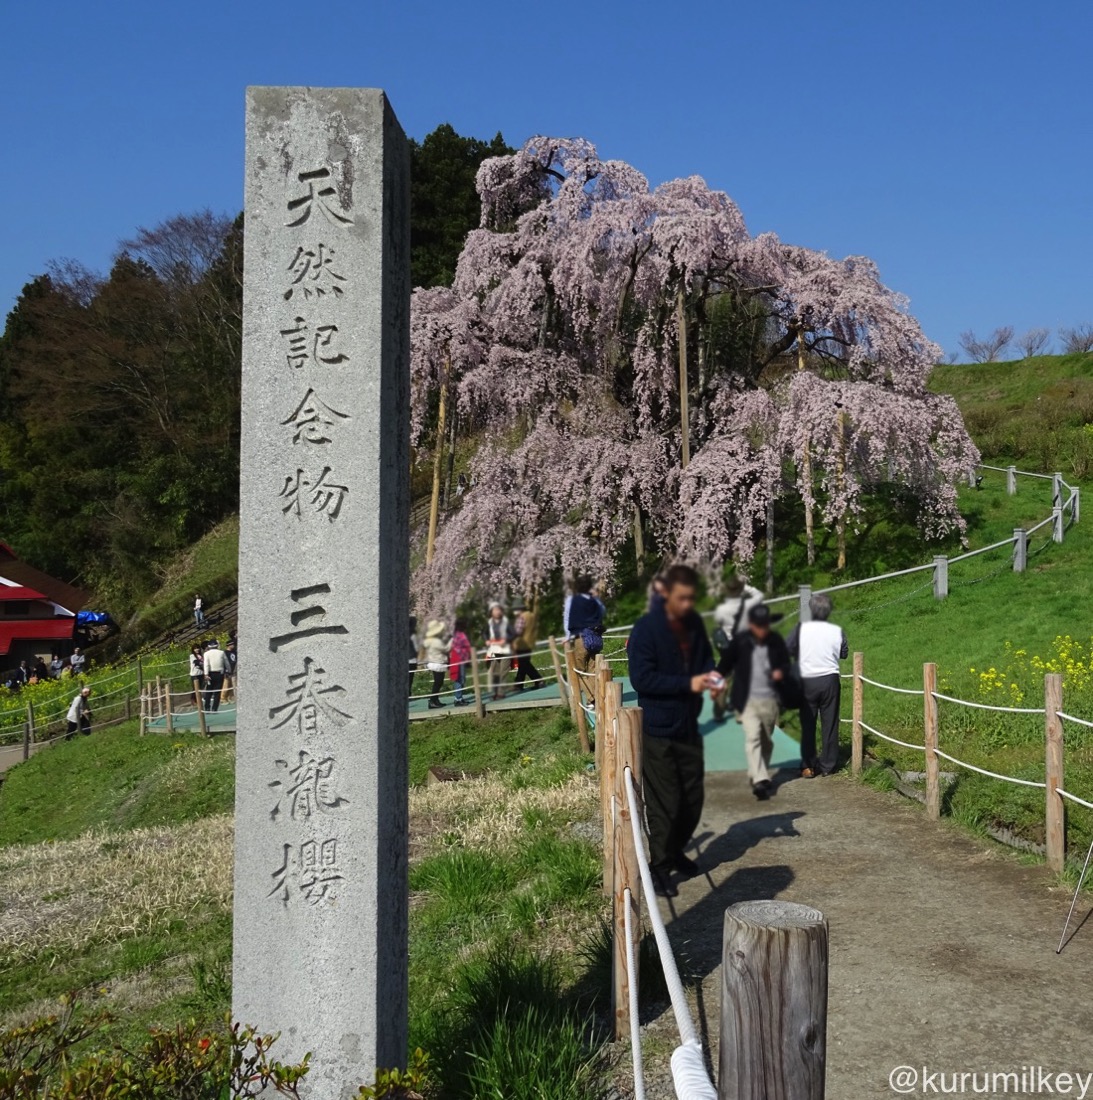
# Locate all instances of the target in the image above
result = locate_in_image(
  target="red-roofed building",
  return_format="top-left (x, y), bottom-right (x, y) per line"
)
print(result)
top-left (0, 543), bottom-right (89, 668)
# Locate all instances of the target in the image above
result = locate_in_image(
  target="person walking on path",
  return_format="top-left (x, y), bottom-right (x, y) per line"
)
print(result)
top-left (66, 686), bottom-right (92, 738)
top-left (711, 576), bottom-right (765, 720)
top-left (423, 620), bottom-right (451, 709)
top-left (718, 604), bottom-right (792, 801)
top-left (566, 576), bottom-right (606, 672)
top-left (448, 619), bottom-right (472, 706)
top-left (202, 640), bottom-right (230, 713)
top-left (788, 593), bottom-right (849, 777)
top-left (188, 644), bottom-right (206, 708)
top-left (484, 602), bottom-right (513, 700)
top-left (194, 595), bottom-right (206, 628)
top-left (628, 563), bottom-right (719, 898)
top-left (512, 603), bottom-right (544, 692)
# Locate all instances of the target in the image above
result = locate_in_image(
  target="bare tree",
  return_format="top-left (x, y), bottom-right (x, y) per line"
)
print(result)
top-left (1059, 324), bottom-right (1093, 354)
top-left (945, 349), bottom-right (960, 364)
top-left (958, 326), bottom-right (1014, 362)
top-left (1015, 327), bottom-right (1050, 359)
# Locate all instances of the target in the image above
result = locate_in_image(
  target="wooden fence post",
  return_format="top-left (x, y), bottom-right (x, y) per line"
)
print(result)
top-left (1013, 528), bottom-right (1028, 573)
top-left (1045, 673), bottom-right (1065, 875)
top-left (137, 655), bottom-right (144, 695)
top-left (613, 705), bottom-right (643, 1042)
top-left (719, 900), bottom-right (828, 1100)
top-left (469, 646), bottom-right (486, 720)
top-left (22, 714), bottom-right (31, 762)
top-left (165, 680), bottom-right (174, 734)
top-left (1006, 465), bottom-right (1017, 495)
top-left (798, 585), bottom-right (812, 624)
top-left (923, 662), bottom-right (940, 820)
top-left (601, 681), bottom-right (621, 898)
top-left (564, 644), bottom-right (589, 751)
top-left (1053, 506), bottom-right (1064, 544)
top-left (851, 652), bottom-right (863, 777)
top-left (125, 694), bottom-right (132, 721)
top-left (1073, 488), bottom-right (1081, 524)
top-left (154, 676), bottom-right (162, 718)
top-left (1053, 471), bottom-right (1063, 510)
top-left (140, 691), bottom-right (147, 737)
top-left (548, 636), bottom-right (567, 704)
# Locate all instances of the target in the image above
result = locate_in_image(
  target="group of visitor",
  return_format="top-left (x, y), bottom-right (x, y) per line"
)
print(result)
top-left (3, 648), bottom-right (88, 692)
top-left (188, 635), bottom-right (238, 712)
top-left (629, 565), bottom-right (848, 897)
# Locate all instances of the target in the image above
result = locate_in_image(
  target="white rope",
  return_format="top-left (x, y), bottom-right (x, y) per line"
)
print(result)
top-left (623, 768), bottom-right (703, 1051)
top-left (931, 691), bottom-right (1044, 715)
top-left (860, 721), bottom-right (925, 752)
top-left (860, 675), bottom-right (924, 696)
top-left (623, 887), bottom-right (646, 1100)
top-left (1057, 787), bottom-right (1093, 811)
top-left (931, 747), bottom-right (1046, 788)
top-left (670, 1043), bottom-right (718, 1100)
top-left (1058, 712), bottom-right (1093, 731)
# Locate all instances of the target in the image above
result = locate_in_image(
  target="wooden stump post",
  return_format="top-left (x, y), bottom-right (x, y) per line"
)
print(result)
top-left (613, 705), bottom-right (643, 1041)
top-left (165, 680), bottom-right (174, 734)
top-left (22, 709), bottom-right (31, 761)
top-left (469, 645), bottom-right (486, 720)
top-left (1045, 673), bottom-right (1065, 875)
top-left (923, 662), bottom-right (940, 820)
top-left (140, 691), bottom-right (147, 737)
top-left (565, 643), bottom-right (590, 752)
top-left (601, 681), bottom-right (621, 898)
top-left (851, 652), bottom-right (863, 777)
top-left (719, 899), bottom-right (828, 1100)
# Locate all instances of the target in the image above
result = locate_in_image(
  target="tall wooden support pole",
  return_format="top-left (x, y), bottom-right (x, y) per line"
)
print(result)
top-left (798, 331), bottom-right (815, 566)
top-left (155, 676), bottom-right (162, 718)
top-left (601, 681), bottom-right (622, 898)
top-left (137, 656), bottom-right (144, 696)
top-left (765, 496), bottom-right (775, 594)
top-left (548, 635), bottom-right (567, 701)
top-left (851, 652), bottom-right (863, 777)
top-left (719, 900), bottom-right (828, 1100)
top-left (425, 350), bottom-right (450, 566)
top-left (613, 706), bottom-right (643, 1041)
top-left (677, 288), bottom-right (690, 469)
top-left (923, 662), bottom-right (940, 820)
top-left (1045, 673), bottom-right (1065, 875)
top-left (565, 643), bottom-right (590, 752)
top-left (469, 645), bottom-right (486, 720)
top-left (835, 411), bottom-right (848, 572)
top-left (633, 503), bottom-right (646, 578)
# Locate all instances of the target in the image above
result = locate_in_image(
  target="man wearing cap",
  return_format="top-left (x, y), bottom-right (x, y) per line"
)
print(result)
top-left (66, 687), bottom-right (92, 738)
top-left (628, 563), bottom-right (719, 897)
top-left (718, 604), bottom-right (792, 800)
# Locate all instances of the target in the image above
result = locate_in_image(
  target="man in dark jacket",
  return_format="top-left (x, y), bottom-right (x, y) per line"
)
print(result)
top-left (718, 604), bottom-right (791, 800)
top-left (628, 563), bottom-right (718, 897)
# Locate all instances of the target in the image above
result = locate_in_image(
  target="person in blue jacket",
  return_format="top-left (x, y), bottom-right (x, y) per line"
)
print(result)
top-left (627, 563), bottom-right (719, 897)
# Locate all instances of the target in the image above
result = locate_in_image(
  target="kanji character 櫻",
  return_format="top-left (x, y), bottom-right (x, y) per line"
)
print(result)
top-left (268, 838), bottom-right (344, 905)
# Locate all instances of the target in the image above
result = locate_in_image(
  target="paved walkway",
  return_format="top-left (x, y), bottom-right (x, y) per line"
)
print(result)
top-left (632, 769), bottom-right (1093, 1098)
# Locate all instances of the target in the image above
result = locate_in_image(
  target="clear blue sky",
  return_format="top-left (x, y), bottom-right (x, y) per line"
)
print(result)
top-left (2, 0), bottom-right (1090, 358)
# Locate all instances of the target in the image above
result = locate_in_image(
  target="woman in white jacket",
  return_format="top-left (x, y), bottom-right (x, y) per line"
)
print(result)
top-left (422, 620), bottom-right (451, 709)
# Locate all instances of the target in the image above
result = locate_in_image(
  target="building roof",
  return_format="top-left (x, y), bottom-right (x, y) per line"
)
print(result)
top-left (0, 543), bottom-right (88, 615)
top-left (0, 619), bottom-right (77, 658)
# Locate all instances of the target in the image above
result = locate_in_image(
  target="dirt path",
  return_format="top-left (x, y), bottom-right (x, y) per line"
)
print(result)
top-left (632, 770), bottom-right (1093, 1099)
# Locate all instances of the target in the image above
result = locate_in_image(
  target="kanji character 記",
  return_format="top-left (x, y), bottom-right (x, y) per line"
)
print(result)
top-left (269, 750), bottom-right (349, 822)
top-left (281, 389), bottom-right (351, 445)
top-left (268, 585), bottom-right (350, 653)
top-left (285, 168), bottom-right (353, 228)
top-left (268, 655), bottom-right (353, 733)
top-left (284, 243), bottom-right (347, 301)
top-left (279, 467), bottom-right (349, 521)
top-left (268, 838), bottom-right (345, 906)
top-left (278, 318), bottom-right (349, 370)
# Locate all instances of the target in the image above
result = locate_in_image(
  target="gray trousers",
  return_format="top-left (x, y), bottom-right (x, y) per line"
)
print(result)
top-left (801, 673), bottom-right (841, 774)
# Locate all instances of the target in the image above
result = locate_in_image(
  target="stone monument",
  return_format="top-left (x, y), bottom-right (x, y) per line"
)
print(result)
top-left (234, 86), bottom-right (410, 1097)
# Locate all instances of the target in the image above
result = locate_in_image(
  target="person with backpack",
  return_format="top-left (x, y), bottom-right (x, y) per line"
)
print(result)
top-left (717, 604), bottom-right (793, 801)
top-left (566, 576), bottom-right (606, 672)
top-left (628, 563), bottom-right (719, 897)
top-left (202, 640), bottom-right (231, 713)
top-left (711, 576), bottom-right (765, 720)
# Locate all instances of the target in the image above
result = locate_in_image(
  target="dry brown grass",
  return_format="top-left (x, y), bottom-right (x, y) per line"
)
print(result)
top-left (408, 768), bottom-right (599, 856)
top-left (0, 815), bottom-right (232, 962)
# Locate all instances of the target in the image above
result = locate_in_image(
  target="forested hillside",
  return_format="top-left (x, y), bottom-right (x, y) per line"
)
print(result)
top-left (0, 125), bottom-right (509, 621)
